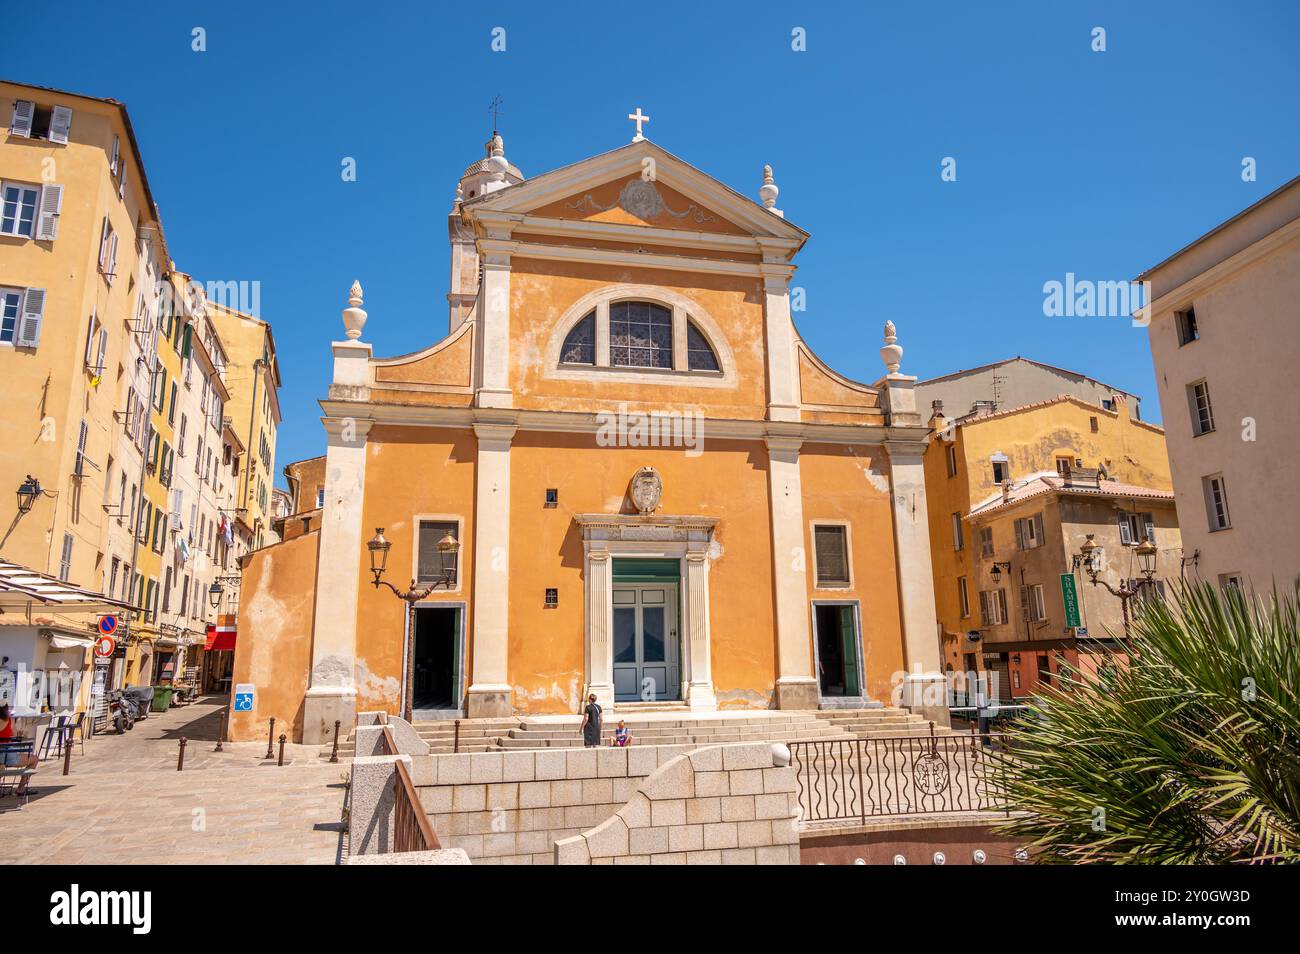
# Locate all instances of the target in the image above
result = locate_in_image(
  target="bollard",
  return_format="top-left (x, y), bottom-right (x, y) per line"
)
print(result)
top-left (265, 717), bottom-right (276, 760)
top-left (177, 736), bottom-right (187, 772)
top-left (278, 733), bottom-right (286, 767)
top-left (215, 709), bottom-right (226, 752)
top-left (454, 719), bottom-right (461, 754)
top-left (329, 720), bottom-right (341, 764)
top-left (62, 735), bottom-right (73, 776)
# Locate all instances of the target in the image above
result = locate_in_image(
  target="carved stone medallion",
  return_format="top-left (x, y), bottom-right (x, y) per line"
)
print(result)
top-left (629, 466), bottom-right (663, 515)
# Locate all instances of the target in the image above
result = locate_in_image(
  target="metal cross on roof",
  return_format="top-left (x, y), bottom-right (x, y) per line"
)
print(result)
top-left (488, 95), bottom-right (504, 135)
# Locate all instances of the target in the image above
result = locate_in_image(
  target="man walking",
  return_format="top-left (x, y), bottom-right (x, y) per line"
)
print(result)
top-left (580, 693), bottom-right (602, 748)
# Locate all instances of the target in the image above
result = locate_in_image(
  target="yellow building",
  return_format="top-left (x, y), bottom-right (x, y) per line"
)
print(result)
top-left (207, 301), bottom-right (281, 551)
top-left (922, 389), bottom-right (1177, 695)
top-left (230, 130), bottom-right (947, 744)
top-left (0, 81), bottom-right (173, 705)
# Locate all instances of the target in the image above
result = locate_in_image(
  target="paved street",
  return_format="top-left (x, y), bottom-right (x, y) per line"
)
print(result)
top-left (0, 697), bottom-right (347, 865)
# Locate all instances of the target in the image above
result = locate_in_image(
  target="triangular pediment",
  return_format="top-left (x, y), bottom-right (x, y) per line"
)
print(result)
top-left (464, 139), bottom-right (807, 243)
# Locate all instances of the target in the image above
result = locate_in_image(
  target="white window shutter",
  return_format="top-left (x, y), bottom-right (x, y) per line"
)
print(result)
top-left (118, 170), bottom-right (126, 200)
top-left (75, 420), bottom-right (88, 476)
top-left (36, 183), bottom-right (63, 240)
top-left (96, 327), bottom-right (109, 372)
top-left (110, 135), bottom-right (121, 175)
top-left (98, 216), bottom-right (111, 267)
top-left (10, 100), bottom-right (34, 137)
top-left (84, 313), bottom-right (97, 365)
top-left (106, 231), bottom-right (119, 284)
top-left (1143, 514), bottom-right (1155, 543)
top-left (17, 287), bottom-right (46, 347)
top-left (49, 106), bottom-right (73, 144)
top-left (1118, 514), bottom-right (1133, 545)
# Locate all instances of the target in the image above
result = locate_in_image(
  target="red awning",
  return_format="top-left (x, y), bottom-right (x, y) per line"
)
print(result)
top-left (205, 623), bottom-right (236, 652)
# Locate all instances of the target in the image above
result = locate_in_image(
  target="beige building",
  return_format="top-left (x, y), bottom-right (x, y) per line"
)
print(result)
top-left (915, 357), bottom-right (1145, 421)
top-left (1137, 174), bottom-right (1300, 591)
top-left (963, 473), bottom-right (1182, 699)
top-left (207, 302), bottom-right (281, 551)
top-left (0, 81), bottom-right (170, 707)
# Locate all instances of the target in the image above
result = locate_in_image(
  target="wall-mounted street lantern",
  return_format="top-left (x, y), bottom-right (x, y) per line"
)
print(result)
top-left (989, 561), bottom-right (1012, 585)
top-left (208, 581), bottom-right (224, 609)
top-left (367, 526), bottom-right (461, 721)
top-left (1075, 533), bottom-right (1160, 638)
top-left (16, 475), bottom-right (41, 515)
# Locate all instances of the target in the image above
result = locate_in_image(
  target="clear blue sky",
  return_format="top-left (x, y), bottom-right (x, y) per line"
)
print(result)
top-left (7, 1), bottom-right (1299, 482)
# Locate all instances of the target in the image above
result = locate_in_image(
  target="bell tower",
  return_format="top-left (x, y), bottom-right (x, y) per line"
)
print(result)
top-left (446, 126), bottom-right (524, 334)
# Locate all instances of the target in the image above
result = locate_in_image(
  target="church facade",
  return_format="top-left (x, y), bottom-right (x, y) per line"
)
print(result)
top-left (229, 127), bottom-right (945, 743)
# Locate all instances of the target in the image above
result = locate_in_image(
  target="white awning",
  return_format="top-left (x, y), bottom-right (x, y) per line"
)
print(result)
top-left (47, 634), bottom-right (94, 650)
top-left (0, 560), bottom-right (141, 613)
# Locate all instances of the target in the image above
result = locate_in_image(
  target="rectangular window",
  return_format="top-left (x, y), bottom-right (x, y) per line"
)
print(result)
top-left (58, 533), bottom-right (73, 581)
top-left (417, 520), bottom-right (460, 586)
top-left (0, 287), bottom-right (22, 343)
top-left (1176, 306), bottom-right (1199, 346)
top-left (945, 444), bottom-right (958, 478)
top-left (951, 513), bottom-right (964, 551)
top-left (1203, 474), bottom-right (1231, 531)
top-left (991, 460), bottom-right (1009, 484)
top-left (1015, 513), bottom-right (1045, 550)
top-left (1055, 456), bottom-right (1073, 477)
top-left (957, 577), bottom-right (970, 618)
top-left (0, 181), bottom-right (39, 237)
top-left (1019, 583), bottom-right (1047, 622)
top-left (1188, 380), bottom-right (1215, 436)
top-left (979, 589), bottom-right (1008, 626)
top-left (168, 381), bottom-right (178, 424)
top-left (1118, 511), bottom-right (1155, 546)
top-left (162, 567), bottom-right (173, 613)
top-left (315, 488), bottom-right (325, 509)
top-left (979, 526), bottom-right (994, 559)
top-left (609, 301), bottom-right (673, 369)
top-left (813, 525), bottom-right (851, 587)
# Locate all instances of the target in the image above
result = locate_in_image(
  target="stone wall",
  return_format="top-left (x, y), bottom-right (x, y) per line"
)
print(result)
top-left (410, 741), bottom-right (798, 865)
top-left (554, 742), bottom-right (799, 865)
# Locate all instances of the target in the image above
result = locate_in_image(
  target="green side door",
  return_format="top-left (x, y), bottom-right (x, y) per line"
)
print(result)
top-left (839, 608), bottom-right (860, 697)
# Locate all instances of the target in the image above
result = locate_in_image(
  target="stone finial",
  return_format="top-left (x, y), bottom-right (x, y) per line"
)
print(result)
top-left (760, 165), bottom-right (783, 217)
top-left (452, 183), bottom-right (464, 211)
top-left (487, 134), bottom-right (509, 180)
top-left (342, 280), bottom-right (367, 340)
top-left (880, 320), bottom-right (902, 373)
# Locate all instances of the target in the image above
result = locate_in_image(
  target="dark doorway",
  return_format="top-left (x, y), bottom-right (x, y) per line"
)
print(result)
top-left (814, 603), bottom-right (860, 698)
top-left (412, 607), bottom-right (461, 712)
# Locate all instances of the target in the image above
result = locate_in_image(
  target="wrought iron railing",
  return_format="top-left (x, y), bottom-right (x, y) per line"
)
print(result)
top-left (789, 729), bottom-right (1009, 824)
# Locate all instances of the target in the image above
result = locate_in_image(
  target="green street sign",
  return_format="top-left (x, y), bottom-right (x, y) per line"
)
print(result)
top-left (1060, 573), bottom-right (1081, 629)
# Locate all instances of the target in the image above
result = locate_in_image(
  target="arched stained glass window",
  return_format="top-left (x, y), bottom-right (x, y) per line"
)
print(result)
top-left (560, 312), bottom-right (595, 364)
top-left (686, 322), bottom-right (719, 372)
top-left (610, 301), bottom-right (673, 369)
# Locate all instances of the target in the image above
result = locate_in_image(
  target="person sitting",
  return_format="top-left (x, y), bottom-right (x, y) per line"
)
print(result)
top-left (0, 704), bottom-right (38, 797)
top-left (613, 720), bottom-right (632, 747)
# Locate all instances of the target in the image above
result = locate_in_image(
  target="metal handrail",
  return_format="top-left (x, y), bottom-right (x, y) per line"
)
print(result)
top-left (392, 757), bottom-right (440, 852)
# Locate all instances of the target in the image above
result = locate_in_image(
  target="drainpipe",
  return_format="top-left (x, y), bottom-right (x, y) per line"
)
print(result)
top-left (240, 357), bottom-right (263, 542)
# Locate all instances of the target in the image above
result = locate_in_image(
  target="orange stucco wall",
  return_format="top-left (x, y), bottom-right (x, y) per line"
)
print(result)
top-left (229, 530), bottom-right (320, 740)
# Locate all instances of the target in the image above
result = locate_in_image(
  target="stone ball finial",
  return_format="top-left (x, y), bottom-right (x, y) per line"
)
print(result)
top-left (880, 320), bottom-right (903, 373)
top-left (342, 279), bottom-right (367, 340)
top-left (759, 164), bottom-right (782, 217)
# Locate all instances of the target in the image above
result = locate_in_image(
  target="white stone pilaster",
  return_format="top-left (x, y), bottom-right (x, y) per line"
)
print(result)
top-left (761, 267), bottom-right (800, 423)
top-left (584, 548), bottom-right (614, 710)
top-left (883, 437), bottom-right (949, 726)
top-left (682, 549), bottom-right (717, 710)
top-left (466, 421), bottom-right (515, 718)
top-left (303, 400), bottom-right (373, 744)
top-left (765, 435), bottom-right (818, 709)
top-left (476, 233), bottom-right (514, 409)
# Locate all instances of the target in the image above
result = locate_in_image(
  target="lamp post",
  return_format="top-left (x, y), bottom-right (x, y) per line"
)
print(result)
top-left (1075, 533), bottom-right (1159, 638)
top-left (367, 527), bottom-right (460, 721)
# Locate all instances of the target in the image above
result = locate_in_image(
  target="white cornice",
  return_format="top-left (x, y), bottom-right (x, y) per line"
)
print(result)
top-left (479, 237), bottom-right (789, 280)
top-left (474, 210), bottom-right (801, 258)
top-left (318, 399), bottom-right (922, 447)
